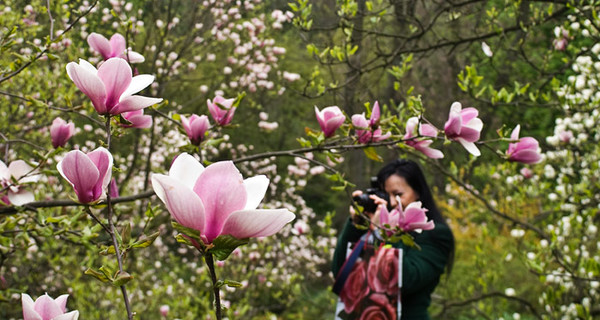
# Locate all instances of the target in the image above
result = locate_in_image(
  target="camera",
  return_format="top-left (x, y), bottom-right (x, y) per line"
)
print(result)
top-left (353, 177), bottom-right (390, 213)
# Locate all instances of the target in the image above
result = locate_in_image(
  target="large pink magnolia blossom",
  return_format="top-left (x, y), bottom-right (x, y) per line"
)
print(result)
top-left (0, 160), bottom-right (40, 206)
top-left (506, 125), bottom-right (542, 164)
top-left (181, 114), bottom-right (210, 145)
top-left (66, 58), bottom-right (162, 116)
top-left (87, 32), bottom-right (144, 63)
top-left (50, 117), bottom-right (75, 148)
top-left (380, 201), bottom-right (434, 235)
top-left (404, 117), bottom-right (444, 159)
top-left (22, 293), bottom-right (79, 320)
top-left (444, 102), bottom-right (483, 156)
top-left (207, 96), bottom-right (236, 126)
top-left (57, 147), bottom-right (113, 204)
top-left (120, 110), bottom-right (153, 129)
top-left (315, 106), bottom-right (345, 138)
top-left (151, 153), bottom-right (295, 244)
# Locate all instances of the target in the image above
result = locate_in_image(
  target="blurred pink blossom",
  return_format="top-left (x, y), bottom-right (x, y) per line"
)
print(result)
top-left (22, 293), bottom-right (79, 320)
top-left (0, 160), bottom-right (40, 206)
top-left (87, 32), bottom-right (145, 63)
top-left (315, 106), bottom-right (345, 138)
top-left (444, 102), bottom-right (483, 156)
top-left (380, 201), bottom-right (434, 235)
top-left (506, 125), bottom-right (542, 164)
top-left (181, 114), bottom-right (210, 145)
top-left (404, 117), bottom-right (444, 159)
top-left (207, 96), bottom-right (236, 126)
top-left (57, 147), bottom-right (113, 204)
top-left (50, 117), bottom-right (75, 148)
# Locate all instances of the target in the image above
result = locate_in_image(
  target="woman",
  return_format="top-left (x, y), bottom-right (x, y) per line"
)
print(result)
top-left (332, 159), bottom-right (455, 320)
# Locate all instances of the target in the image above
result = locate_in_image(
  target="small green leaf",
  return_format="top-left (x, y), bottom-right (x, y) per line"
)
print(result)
top-left (132, 231), bottom-right (160, 248)
top-left (172, 221), bottom-right (202, 242)
top-left (363, 147), bottom-right (383, 162)
top-left (224, 279), bottom-right (243, 288)
top-left (84, 268), bottom-right (110, 283)
top-left (121, 223), bottom-right (131, 244)
top-left (210, 235), bottom-right (249, 260)
top-left (99, 245), bottom-right (116, 255)
top-left (112, 271), bottom-right (133, 287)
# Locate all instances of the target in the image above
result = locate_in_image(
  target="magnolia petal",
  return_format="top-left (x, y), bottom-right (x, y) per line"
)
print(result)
top-left (515, 137), bottom-right (539, 150)
top-left (193, 161), bottom-right (247, 242)
top-left (180, 115), bottom-right (193, 138)
top-left (54, 294), bottom-right (69, 313)
top-left (221, 209), bottom-right (295, 239)
top-left (112, 96), bottom-right (163, 114)
top-left (243, 175), bottom-right (269, 210)
top-left (125, 113), bottom-right (152, 128)
top-left (456, 126), bottom-right (481, 143)
top-left (419, 123), bottom-right (438, 137)
top-left (404, 117), bottom-right (418, 138)
top-left (33, 294), bottom-right (63, 320)
top-left (370, 101), bottom-right (380, 125)
top-left (66, 62), bottom-right (108, 114)
top-left (379, 205), bottom-right (390, 226)
top-left (457, 138), bottom-right (481, 156)
top-left (53, 311), bottom-right (79, 320)
top-left (97, 58), bottom-right (132, 110)
top-left (464, 117), bottom-right (483, 132)
top-left (109, 33), bottom-right (126, 57)
top-left (7, 189), bottom-right (34, 206)
top-left (57, 150), bottom-right (101, 203)
top-left (351, 113), bottom-right (368, 128)
top-left (126, 51), bottom-right (145, 63)
top-left (168, 153), bottom-right (204, 191)
top-left (87, 33), bottom-right (112, 59)
top-left (9, 160), bottom-right (39, 183)
top-left (0, 160), bottom-right (9, 180)
top-left (87, 147), bottom-right (113, 199)
top-left (460, 107), bottom-right (479, 123)
top-left (121, 74), bottom-right (154, 98)
top-left (511, 125), bottom-right (521, 141)
top-left (151, 174), bottom-right (206, 232)
top-left (22, 294), bottom-right (43, 320)
top-left (510, 149), bottom-right (542, 164)
top-left (417, 145), bottom-right (444, 159)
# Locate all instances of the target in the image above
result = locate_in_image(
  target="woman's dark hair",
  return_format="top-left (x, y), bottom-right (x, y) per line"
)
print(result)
top-left (376, 159), bottom-right (455, 274)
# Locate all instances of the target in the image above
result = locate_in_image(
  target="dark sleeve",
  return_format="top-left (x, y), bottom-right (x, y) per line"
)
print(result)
top-left (401, 223), bottom-right (452, 296)
top-left (331, 218), bottom-right (368, 277)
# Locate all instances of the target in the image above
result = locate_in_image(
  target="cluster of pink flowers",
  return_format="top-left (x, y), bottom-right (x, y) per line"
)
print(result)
top-left (180, 95), bottom-right (237, 146)
top-left (351, 102), bottom-right (391, 144)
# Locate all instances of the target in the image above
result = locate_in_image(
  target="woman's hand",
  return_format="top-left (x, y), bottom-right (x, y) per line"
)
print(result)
top-left (351, 190), bottom-right (389, 230)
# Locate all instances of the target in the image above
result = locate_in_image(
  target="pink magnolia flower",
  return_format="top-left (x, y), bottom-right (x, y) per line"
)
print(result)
top-left (207, 96), bottom-right (236, 126)
top-left (444, 102), bottom-right (483, 156)
top-left (0, 160), bottom-right (40, 206)
top-left (369, 101), bottom-right (381, 128)
top-left (380, 201), bottom-right (434, 235)
top-left (151, 153), bottom-right (295, 244)
top-left (22, 293), bottom-right (79, 320)
top-left (159, 305), bottom-right (169, 317)
top-left (120, 110), bottom-right (153, 129)
top-left (66, 58), bottom-right (162, 116)
top-left (506, 125), bottom-right (542, 164)
top-left (404, 117), bottom-right (444, 159)
top-left (315, 106), bottom-right (345, 138)
top-left (57, 147), bottom-right (113, 204)
top-left (87, 32), bottom-right (145, 63)
top-left (50, 117), bottom-right (75, 148)
top-left (181, 114), bottom-right (210, 145)
top-left (352, 113), bottom-right (390, 143)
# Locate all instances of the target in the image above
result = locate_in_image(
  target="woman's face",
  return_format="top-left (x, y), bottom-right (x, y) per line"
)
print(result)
top-left (384, 174), bottom-right (419, 209)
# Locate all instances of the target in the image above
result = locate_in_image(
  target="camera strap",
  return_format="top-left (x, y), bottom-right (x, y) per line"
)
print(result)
top-left (332, 231), bottom-right (370, 295)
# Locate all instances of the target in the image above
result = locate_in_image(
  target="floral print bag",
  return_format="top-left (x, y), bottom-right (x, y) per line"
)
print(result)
top-left (333, 233), bottom-right (403, 320)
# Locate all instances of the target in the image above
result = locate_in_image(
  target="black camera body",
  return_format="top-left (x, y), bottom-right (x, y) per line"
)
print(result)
top-left (353, 177), bottom-right (389, 213)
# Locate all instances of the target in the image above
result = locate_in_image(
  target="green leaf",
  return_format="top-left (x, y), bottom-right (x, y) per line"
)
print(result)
top-left (224, 279), bottom-right (243, 288)
top-left (210, 235), bottom-right (249, 260)
top-left (363, 147), bottom-right (383, 162)
top-left (84, 268), bottom-right (110, 283)
top-left (171, 221), bottom-right (202, 242)
top-left (121, 223), bottom-right (131, 245)
top-left (112, 271), bottom-right (133, 287)
top-left (99, 245), bottom-right (116, 255)
top-left (132, 231), bottom-right (160, 248)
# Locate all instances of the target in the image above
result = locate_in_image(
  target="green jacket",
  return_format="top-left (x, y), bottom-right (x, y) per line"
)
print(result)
top-left (332, 219), bottom-right (452, 320)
